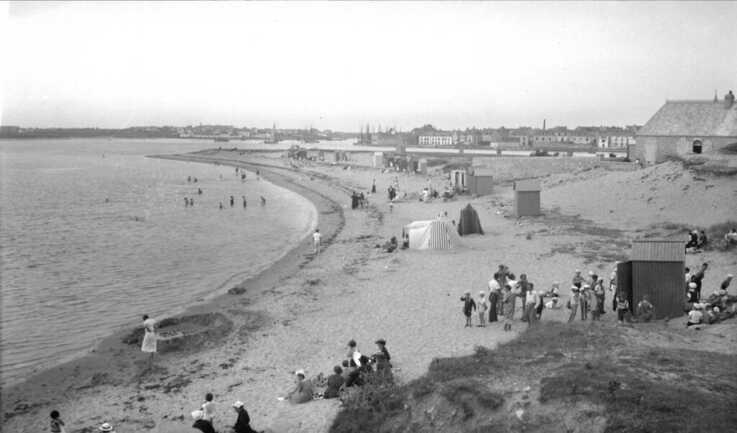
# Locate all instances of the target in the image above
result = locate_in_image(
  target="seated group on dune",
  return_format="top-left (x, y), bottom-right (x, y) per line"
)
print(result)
top-left (686, 274), bottom-right (735, 327)
top-left (282, 338), bottom-right (393, 406)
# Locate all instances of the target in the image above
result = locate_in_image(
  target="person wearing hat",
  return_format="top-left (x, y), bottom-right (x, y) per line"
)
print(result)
top-left (140, 315), bottom-right (157, 370)
top-left (231, 401), bottom-right (259, 433)
top-left (572, 270), bottom-right (584, 288)
top-left (523, 286), bottom-right (539, 326)
top-left (98, 423), bottom-right (117, 433)
top-left (488, 273), bottom-right (501, 323)
top-left (502, 284), bottom-right (515, 331)
top-left (477, 291), bottom-right (488, 327)
top-left (374, 339), bottom-right (391, 364)
top-left (460, 290), bottom-right (477, 328)
top-left (191, 410), bottom-right (215, 433)
top-left (286, 369), bottom-right (313, 404)
top-left (691, 263), bottom-right (708, 300)
top-left (579, 284), bottom-right (591, 321)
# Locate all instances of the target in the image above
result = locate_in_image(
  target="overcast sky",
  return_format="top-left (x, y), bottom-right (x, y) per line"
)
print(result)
top-left (1, 1), bottom-right (736, 131)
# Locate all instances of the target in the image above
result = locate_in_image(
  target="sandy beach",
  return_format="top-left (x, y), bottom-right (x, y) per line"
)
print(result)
top-left (3, 149), bottom-right (736, 433)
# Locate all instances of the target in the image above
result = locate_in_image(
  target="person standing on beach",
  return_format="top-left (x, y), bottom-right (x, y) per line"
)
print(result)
top-left (313, 229), bottom-right (321, 255)
top-left (477, 291), bottom-right (488, 327)
top-left (502, 285), bottom-right (515, 331)
top-left (371, 178), bottom-right (377, 194)
top-left (189, 198), bottom-right (194, 207)
top-left (579, 285), bottom-right (590, 321)
top-left (567, 287), bottom-right (580, 323)
top-left (488, 274), bottom-right (500, 323)
top-left (460, 290), bottom-right (476, 327)
top-left (185, 197), bottom-right (189, 207)
top-left (141, 315), bottom-right (157, 369)
top-left (260, 196), bottom-right (266, 206)
top-left (50, 410), bottom-right (66, 433)
top-left (242, 196), bottom-right (247, 208)
top-left (593, 275), bottom-right (605, 315)
top-left (219, 202), bottom-right (224, 210)
top-left (691, 263), bottom-right (708, 300)
top-left (572, 269), bottom-right (584, 288)
top-left (524, 287), bottom-right (538, 326)
top-left (230, 196), bottom-right (235, 207)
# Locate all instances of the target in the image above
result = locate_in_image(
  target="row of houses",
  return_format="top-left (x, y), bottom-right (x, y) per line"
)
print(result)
top-left (417, 132), bottom-right (634, 148)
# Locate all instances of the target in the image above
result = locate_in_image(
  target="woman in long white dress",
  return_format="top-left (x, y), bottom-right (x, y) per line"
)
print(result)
top-left (141, 314), bottom-right (157, 369)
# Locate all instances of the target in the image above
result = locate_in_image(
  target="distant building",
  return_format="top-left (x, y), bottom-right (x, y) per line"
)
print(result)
top-left (418, 134), bottom-right (454, 147)
top-left (633, 93), bottom-right (737, 164)
top-left (598, 135), bottom-right (635, 148)
top-left (531, 133), bottom-right (593, 146)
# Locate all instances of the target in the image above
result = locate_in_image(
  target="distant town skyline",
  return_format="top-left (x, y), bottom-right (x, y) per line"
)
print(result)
top-left (2, 1), bottom-right (736, 131)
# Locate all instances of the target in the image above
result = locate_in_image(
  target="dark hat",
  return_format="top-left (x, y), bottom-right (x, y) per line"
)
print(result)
top-left (375, 339), bottom-right (386, 345)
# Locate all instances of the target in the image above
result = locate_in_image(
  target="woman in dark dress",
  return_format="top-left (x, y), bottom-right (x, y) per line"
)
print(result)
top-left (231, 401), bottom-right (259, 433)
top-left (191, 410), bottom-right (215, 433)
top-left (324, 366), bottom-right (345, 399)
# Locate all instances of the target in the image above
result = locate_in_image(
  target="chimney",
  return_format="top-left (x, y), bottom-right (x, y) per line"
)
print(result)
top-left (543, 119), bottom-right (546, 132)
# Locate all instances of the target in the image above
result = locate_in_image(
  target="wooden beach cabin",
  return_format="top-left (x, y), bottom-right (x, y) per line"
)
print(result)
top-left (372, 152), bottom-right (384, 168)
top-left (513, 179), bottom-right (541, 216)
top-left (468, 168), bottom-right (494, 196)
top-left (617, 239), bottom-right (685, 319)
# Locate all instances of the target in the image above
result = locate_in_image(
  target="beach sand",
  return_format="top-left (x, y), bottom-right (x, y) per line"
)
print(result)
top-left (3, 150), bottom-right (735, 433)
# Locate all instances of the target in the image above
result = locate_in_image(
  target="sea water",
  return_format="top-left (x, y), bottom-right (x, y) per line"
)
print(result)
top-left (0, 138), bottom-right (317, 386)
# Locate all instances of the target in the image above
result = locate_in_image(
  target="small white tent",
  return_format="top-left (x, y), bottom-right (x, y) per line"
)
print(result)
top-left (403, 219), bottom-right (462, 250)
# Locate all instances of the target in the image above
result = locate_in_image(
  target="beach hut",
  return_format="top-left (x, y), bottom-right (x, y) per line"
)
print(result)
top-left (513, 179), bottom-right (541, 216)
top-left (418, 158), bottom-right (428, 175)
top-left (468, 168), bottom-right (494, 196)
top-left (617, 239), bottom-right (685, 319)
top-left (457, 204), bottom-right (484, 236)
top-left (403, 219), bottom-right (462, 250)
top-left (372, 152), bottom-right (384, 168)
top-left (450, 170), bottom-right (467, 190)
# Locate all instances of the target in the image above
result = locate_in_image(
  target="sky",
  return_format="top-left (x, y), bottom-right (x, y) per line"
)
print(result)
top-left (1, 1), bottom-right (736, 131)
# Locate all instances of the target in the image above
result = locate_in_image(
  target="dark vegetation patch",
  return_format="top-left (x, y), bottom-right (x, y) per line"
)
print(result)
top-left (330, 322), bottom-right (737, 433)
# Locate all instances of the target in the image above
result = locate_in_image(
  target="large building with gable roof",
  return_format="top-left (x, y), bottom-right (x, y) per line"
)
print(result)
top-left (633, 92), bottom-right (736, 164)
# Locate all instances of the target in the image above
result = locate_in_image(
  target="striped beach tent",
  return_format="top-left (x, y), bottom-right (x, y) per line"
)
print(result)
top-left (404, 219), bottom-right (462, 250)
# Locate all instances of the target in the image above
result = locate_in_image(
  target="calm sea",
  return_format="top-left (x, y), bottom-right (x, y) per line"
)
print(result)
top-left (0, 138), bottom-right (317, 386)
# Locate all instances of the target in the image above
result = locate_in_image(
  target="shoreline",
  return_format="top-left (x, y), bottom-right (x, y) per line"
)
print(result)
top-left (1, 153), bottom-right (345, 423)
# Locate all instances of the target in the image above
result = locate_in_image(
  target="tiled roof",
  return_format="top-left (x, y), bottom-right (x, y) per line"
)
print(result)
top-left (637, 100), bottom-right (737, 137)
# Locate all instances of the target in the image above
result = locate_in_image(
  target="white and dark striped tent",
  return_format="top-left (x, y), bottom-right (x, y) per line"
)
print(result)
top-left (403, 219), bottom-right (462, 250)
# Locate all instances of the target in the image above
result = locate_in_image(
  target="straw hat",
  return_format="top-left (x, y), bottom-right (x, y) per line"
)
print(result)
top-left (99, 423), bottom-right (114, 432)
top-left (294, 369), bottom-right (306, 377)
top-left (191, 410), bottom-right (204, 421)
top-left (232, 401), bottom-right (244, 408)
top-left (688, 282), bottom-right (697, 289)
top-left (479, 290), bottom-right (486, 296)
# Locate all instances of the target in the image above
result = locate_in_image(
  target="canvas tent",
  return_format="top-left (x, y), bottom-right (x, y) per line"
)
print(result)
top-left (403, 219), bottom-right (462, 250)
top-left (457, 204), bottom-right (484, 236)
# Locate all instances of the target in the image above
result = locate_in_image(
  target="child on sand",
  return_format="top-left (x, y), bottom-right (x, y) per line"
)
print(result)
top-left (615, 293), bottom-right (630, 323)
top-left (460, 290), bottom-right (476, 327)
top-left (477, 291), bottom-right (488, 327)
top-left (567, 287), bottom-right (580, 322)
top-left (50, 410), bottom-right (66, 433)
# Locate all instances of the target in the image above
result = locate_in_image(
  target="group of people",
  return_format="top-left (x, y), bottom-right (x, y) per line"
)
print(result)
top-left (686, 269), bottom-right (734, 327)
top-left (724, 228), bottom-right (737, 245)
top-left (685, 229), bottom-right (708, 252)
top-left (282, 338), bottom-right (393, 406)
top-left (189, 392), bottom-right (262, 433)
top-left (461, 265), bottom-right (551, 331)
top-left (350, 191), bottom-right (368, 209)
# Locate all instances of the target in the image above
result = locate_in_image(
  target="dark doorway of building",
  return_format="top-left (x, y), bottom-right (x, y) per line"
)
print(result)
top-left (692, 140), bottom-right (703, 154)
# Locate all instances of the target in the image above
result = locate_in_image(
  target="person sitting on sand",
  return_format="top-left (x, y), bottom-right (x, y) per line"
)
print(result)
top-left (346, 339), bottom-right (363, 368)
top-left (231, 400), bottom-right (259, 433)
top-left (191, 410), bottom-right (215, 433)
top-left (341, 360), bottom-right (362, 387)
top-left (697, 230), bottom-right (708, 249)
top-left (685, 230), bottom-right (699, 251)
top-left (141, 315), bottom-right (157, 369)
top-left (721, 274), bottom-right (733, 291)
top-left (324, 366), bottom-right (345, 399)
top-left (460, 290), bottom-right (477, 327)
top-left (201, 393), bottom-right (215, 424)
top-left (286, 370), bottom-right (313, 404)
top-left (50, 410), bottom-right (66, 433)
top-left (686, 304), bottom-right (703, 327)
top-left (724, 228), bottom-right (737, 244)
top-left (636, 296), bottom-right (654, 322)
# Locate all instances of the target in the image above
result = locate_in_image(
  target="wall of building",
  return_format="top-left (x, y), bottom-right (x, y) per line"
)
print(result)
top-left (633, 135), bottom-right (737, 164)
top-left (632, 261), bottom-right (685, 319)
